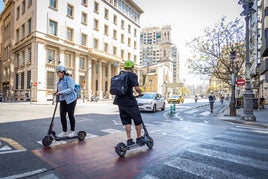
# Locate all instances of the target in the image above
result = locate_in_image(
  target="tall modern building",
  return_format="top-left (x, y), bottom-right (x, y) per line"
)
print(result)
top-left (0, 0), bottom-right (143, 102)
top-left (140, 26), bottom-right (180, 83)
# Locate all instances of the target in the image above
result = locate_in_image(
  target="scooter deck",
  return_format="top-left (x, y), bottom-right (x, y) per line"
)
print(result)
top-left (54, 136), bottom-right (78, 141)
top-left (127, 143), bottom-right (145, 150)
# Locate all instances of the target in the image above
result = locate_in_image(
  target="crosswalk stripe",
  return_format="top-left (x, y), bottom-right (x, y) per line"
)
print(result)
top-left (185, 109), bottom-right (199, 114)
top-left (202, 140), bottom-right (268, 155)
top-left (215, 135), bottom-right (267, 146)
top-left (225, 131), bottom-right (268, 140)
top-left (101, 128), bottom-right (122, 134)
top-left (187, 146), bottom-right (268, 171)
top-left (140, 174), bottom-right (159, 179)
top-left (231, 127), bottom-right (268, 134)
top-left (199, 111), bottom-right (210, 116)
top-left (236, 125), bottom-right (268, 131)
top-left (165, 157), bottom-right (251, 179)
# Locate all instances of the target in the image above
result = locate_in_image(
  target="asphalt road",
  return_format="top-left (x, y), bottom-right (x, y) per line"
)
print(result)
top-left (0, 99), bottom-right (267, 178)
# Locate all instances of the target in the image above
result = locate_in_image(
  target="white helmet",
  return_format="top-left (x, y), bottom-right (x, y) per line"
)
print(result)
top-left (56, 65), bottom-right (67, 73)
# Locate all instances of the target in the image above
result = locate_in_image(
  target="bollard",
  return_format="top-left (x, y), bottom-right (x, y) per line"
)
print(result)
top-left (173, 103), bottom-right (176, 111)
top-left (170, 105), bottom-right (174, 116)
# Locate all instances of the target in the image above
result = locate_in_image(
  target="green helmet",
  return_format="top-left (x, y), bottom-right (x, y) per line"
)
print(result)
top-left (124, 60), bottom-right (134, 69)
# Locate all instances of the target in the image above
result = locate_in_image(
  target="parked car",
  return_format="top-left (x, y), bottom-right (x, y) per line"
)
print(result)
top-left (167, 95), bottom-right (184, 104)
top-left (136, 92), bottom-right (165, 112)
top-left (0, 93), bottom-right (2, 102)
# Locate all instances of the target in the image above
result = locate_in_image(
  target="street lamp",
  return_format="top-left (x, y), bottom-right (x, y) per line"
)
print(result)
top-left (230, 48), bottom-right (236, 116)
top-left (238, 0), bottom-right (256, 120)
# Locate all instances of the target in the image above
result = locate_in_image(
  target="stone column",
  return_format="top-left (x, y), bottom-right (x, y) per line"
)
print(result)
top-left (74, 52), bottom-right (80, 83)
top-left (87, 58), bottom-right (92, 100)
top-left (108, 63), bottom-right (112, 99)
top-left (98, 60), bottom-right (103, 99)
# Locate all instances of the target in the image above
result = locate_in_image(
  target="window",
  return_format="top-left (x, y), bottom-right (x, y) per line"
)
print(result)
top-left (104, 43), bottom-right (108, 52)
top-left (21, 24), bottom-right (25, 38)
top-left (81, 12), bottom-right (87, 24)
top-left (15, 73), bottom-right (19, 89)
top-left (121, 50), bottom-right (124, 59)
top-left (121, 20), bottom-right (125, 29)
top-left (16, 28), bottom-right (19, 42)
top-left (47, 48), bottom-right (55, 62)
top-left (94, 38), bottom-right (99, 49)
top-left (82, 0), bottom-right (87, 6)
top-left (16, 6), bottom-right (20, 19)
top-left (128, 38), bottom-right (131, 47)
top-left (134, 55), bottom-right (137, 63)
top-left (28, 47), bottom-right (32, 62)
top-left (128, 52), bottom-right (131, 60)
top-left (22, 0), bottom-right (25, 14)
top-left (104, 8), bottom-right (109, 19)
top-left (81, 33), bottom-right (87, 46)
top-left (104, 25), bottom-right (108, 35)
top-left (47, 72), bottom-right (54, 89)
top-left (27, 70), bottom-right (31, 89)
top-left (49, 0), bottom-right (57, 9)
top-left (113, 15), bottom-right (117, 25)
top-left (28, 18), bottom-right (32, 34)
top-left (67, 27), bottom-right (73, 41)
top-left (121, 34), bottom-right (124, 43)
top-left (113, 29), bottom-right (117, 40)
top-left (79, 57), bottom-right (85, 69)
top-left (134, 41), bottom-right (137, 49)
top-left (49, 20), bottom-right (57, 36)
top-left (21, 72), bottom-right (25, 89)
top-left (94, 1), bottom-right (99, 13)
top-left (28, 0), bottom-right (32, 7)
top-left (67, 4), bottom-right (74, 18)
top-left (22, 50), bottom-right (25, 65)
top-left (134, 28), bottom-right (137, 37)
top-left (128, 24), bottom-right (131, 34)
top-left (94, 19), bottom-right (99, 31)
top-left (113, 46), bottom-right (117, 56)
top-left (114, 0), bottom-right (117, 7)
top-left (64, 53), bottom-right (72, 67)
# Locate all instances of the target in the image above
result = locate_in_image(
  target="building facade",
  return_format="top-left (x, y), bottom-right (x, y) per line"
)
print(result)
top-left (0, 0), bottom-right (143, 102)
top-left (139, 26), bottom-right (180, 95)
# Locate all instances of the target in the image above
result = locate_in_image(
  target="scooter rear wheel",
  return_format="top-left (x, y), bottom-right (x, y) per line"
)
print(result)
top-left (42, 135), bottom-right (53, 147)
top-left (77, 131), bottom-right (87, 141)
top-left (115, 142), bottom-right (127, 158)
top-left (145, 136), bottom-right (154, 149)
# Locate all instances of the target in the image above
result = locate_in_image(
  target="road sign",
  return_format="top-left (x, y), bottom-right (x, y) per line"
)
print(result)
top-left (33, 81), bottom-right (38, 87)
top-left (236, 78), bottom-right (245, 86)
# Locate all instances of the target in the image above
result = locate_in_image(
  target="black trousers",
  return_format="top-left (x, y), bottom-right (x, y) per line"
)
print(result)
top-left (60, 100), bottom-right (77, 132)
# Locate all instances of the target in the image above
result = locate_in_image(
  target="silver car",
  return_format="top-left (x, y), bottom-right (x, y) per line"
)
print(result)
top-left (137, 92), bottom-right (165, 112)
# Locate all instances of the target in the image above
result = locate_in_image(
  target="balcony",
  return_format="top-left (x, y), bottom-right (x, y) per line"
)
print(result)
top-left (260, 58), bottom-right (268, 75)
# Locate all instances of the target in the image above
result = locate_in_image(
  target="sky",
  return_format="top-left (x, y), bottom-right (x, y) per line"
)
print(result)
top-left (135, 0), bottom-right (243, 85)
top-left (0, 0), bottom-right (243, 85)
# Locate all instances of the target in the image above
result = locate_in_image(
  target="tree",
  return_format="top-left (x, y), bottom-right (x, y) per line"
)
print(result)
top-left (187, 17), bottom-right (245, 86)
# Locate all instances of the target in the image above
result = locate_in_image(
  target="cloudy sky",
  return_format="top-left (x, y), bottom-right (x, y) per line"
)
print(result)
top-left (0, 0), bottom-right (244, 85)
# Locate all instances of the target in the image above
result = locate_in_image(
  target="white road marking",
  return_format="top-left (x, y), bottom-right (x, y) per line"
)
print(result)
top-left (165, 158), bottom-right (252, 179)
top-left (101, 128), bottom-right (122, 134)
top-left (175, 113), bottom-right (184, 120)
top-left (140, 174), bottom-right (159, 179)
top-left (112, 120), bottom-right (121, 125)
top-left (0, 145), bottom-right (12, 151)
top-left (39, 173), bottom-right (59, 179)
top-left (199, 111), bottom-right (210, 116)
top-left (0, 168), bottom-right (48, 179)
top-left (184, 109), bottom-right (199, 114)
top-left (85, 133), bottom-right (98, 139)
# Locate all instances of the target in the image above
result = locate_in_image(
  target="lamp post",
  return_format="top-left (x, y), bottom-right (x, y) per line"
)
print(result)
top-left (230, 48), bottom-right (236, 116)
top-left (238, 0), bottom-right (256, 120)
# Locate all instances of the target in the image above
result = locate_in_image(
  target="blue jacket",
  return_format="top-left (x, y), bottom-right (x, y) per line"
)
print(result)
top-left (57, 75), bottom-right (77, 104)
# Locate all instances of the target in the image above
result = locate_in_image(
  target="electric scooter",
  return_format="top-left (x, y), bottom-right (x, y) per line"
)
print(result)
top-left (42, 96), bottom-right (87, 147)
top-left (114, 121), bottom-right (154, 158)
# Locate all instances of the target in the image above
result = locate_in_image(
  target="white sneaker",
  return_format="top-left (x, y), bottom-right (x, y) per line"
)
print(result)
top-left (56, 132), bottom-right (67, 138)
top-left (68, 131), bottom-right (76, 138)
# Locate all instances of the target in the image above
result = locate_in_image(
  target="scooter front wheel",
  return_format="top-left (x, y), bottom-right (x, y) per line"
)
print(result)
top-left (115, 142), bottom-right (127, 158)
top-left (145, 136), bottom-right (154, 149)
top-left (42, 135), bottom-right (53, 147)
top-left (77, 131), bottom-right (87, 141)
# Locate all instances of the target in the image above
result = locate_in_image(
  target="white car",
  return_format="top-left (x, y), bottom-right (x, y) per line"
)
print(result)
top-left (137, 92), bottom-right (165, 112)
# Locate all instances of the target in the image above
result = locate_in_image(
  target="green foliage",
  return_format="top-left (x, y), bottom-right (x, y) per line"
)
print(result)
top-left (187, 17), bottom-right (245, 86)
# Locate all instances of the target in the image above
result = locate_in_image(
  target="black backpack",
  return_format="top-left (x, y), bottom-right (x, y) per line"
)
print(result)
top-left (110, 71), bottom-right (128, 96)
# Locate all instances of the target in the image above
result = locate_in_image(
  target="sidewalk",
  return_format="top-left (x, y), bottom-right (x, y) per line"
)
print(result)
top-left (218, 104), bottom-right (268, 128)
